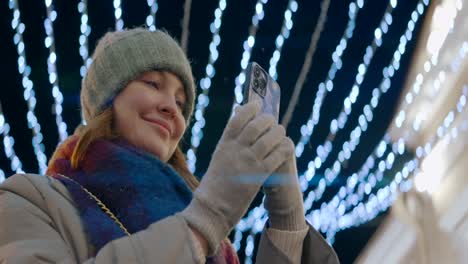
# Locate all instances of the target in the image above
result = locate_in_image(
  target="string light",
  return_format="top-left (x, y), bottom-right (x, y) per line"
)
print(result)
top-left (296, 1), bottom-right (397, 159)
top-left (305, 135), bottom-right (393, 216)
top-left (0, 102), bottom-right (24, 174)
top-left (0, 168), bottom-right (5, 183)
top-left (236, 0), bottom-right (364, 253)
top-left (280, 0), bottom-right (331, 128)
top-left (2, 0), bottom-right (450, 258)
top-left (231, 1), bottom-right (298, 251)
top-left (8, 0), bottom-right (48, 175)
top-left (146, 0), bottom-right (158, 31)
top-left (332, 41), bottom-right (468, 212)
top-left (304, 0), bottom-right (432, 238)
top-left (406, 40), bottom-right (467, 132)
top-left (78, 0), bottom-right (92, 78)
top-left (114, 0), bottom-right (124, 30)
top-left (323, 86), bottom-right (468, 242)
top-left (234, 0), bottom-right (366, 250)
top-left (300, 0), bottom-right (428, 209)
top-left (234, 0), bottom-right (430, 255)
top-left (232, 0), bottom-right (270, 106)
top-left (268, 0), bottom-right (299, 80)
top-left (43, 0), bottom-right (69, 142)
top-left (294, 0), bottom-right (365, 157)
top-left (187, 0), bottom-right (258, 172)
top-left (242, 1), bottom-right (327, 259)
top-left (396, 0), bottom-right (462, 131)
top-left (323, 72), bottom-right (467, 241)
top-left (308, 135), bottom-right (395, 237)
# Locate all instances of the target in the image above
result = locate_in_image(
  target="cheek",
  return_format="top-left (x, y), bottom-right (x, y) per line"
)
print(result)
top-left (174, 119), bottom-right (186, 141)
top-left (113, 109), bottom-right (133, 140)
top-left (113, 100), bottom-right (142, 140)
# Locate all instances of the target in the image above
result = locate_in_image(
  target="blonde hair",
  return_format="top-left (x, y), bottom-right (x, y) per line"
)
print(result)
top-left (71, 108), bottom-right (200, 190)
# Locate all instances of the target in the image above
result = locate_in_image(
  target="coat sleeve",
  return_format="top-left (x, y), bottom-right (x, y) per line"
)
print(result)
top-left (255, 221), bottom-right (340, 264)
top-left (82, 215), bottom-right (204, 264)
top-left (0, 177), bottom-right (205, 264)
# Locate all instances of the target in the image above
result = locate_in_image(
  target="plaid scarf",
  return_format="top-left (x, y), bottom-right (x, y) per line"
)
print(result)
top-left (47, 136), bottom-right (239, 263)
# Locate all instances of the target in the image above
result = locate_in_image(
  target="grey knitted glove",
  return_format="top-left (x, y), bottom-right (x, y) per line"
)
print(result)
top-left (263, 137), bottom-right (307, 231)
top-left (180, 100), bottom-right (290, 255)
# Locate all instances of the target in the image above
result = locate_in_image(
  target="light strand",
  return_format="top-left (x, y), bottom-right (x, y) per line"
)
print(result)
top-left (145, 0), bottom-right (158, 31)
top-left (114, 0), bottom-right (124, 30)
top-left (280, 0), bottom-right (331, 128)
top-left (0, 169), bottom-right (6, 183)
top-left (396, 0), bottom-right (463, 132)
top-left (242, 1), bottom-right (320, 260)
top-left (304, 135), bottom-right (392, 218)
top-left (78, 0), bottom-right (92, 78)
top-left (323, 86), bottom-right (468, 242)
top-left (186, 0), bottom-right (255, 173)
top-left (267, 0), bottom-right (300, 81)
top-left (295, 0), bottom-right (391, 158)
top-left (234, 0), bottom-right (365, 249)
top-left (234, 0), bottom-right (429, 252)
top-left (234, 0), bottom-right (298, 251)
top-left (43, 0), bottom-right (69, 142)
top-left (300, 0), bottom-right (428, 208)
top-left (8, 0), bottom-right (48, 175)
top-left (402, 41), bottom-right (467, 133)
top-left (0, 102), bottom-right (24, 174)
top-left (321, 8), bottom-right (466, 240)
top-left (232, 0), bottom-right (271, 106)
top-left (309, 135), bottom-right (396, 237)
top-left (323, 83), bottom-right (466, 238)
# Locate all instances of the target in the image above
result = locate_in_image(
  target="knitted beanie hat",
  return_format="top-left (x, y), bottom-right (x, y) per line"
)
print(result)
top-left (81, 28), bottom-right (195, 124)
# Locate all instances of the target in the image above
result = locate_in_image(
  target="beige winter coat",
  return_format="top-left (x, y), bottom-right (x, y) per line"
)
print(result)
top-left (0, 174), bottom-right (339, 263)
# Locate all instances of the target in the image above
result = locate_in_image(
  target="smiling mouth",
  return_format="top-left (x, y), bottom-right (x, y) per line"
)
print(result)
top-left (143, 117), bottom-right (171, 136)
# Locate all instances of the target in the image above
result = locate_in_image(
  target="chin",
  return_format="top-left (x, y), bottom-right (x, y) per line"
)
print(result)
top-left (148, 146), bottom-right (168, 162)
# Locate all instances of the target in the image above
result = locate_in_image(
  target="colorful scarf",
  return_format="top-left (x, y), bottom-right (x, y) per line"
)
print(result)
top-left (47, 136), bottom-right (239, 263)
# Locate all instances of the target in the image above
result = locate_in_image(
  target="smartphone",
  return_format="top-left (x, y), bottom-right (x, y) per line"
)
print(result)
top-left (242, 62), bottom-right (281, 122)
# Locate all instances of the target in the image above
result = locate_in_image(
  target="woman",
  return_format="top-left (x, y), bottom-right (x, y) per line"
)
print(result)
top-left (0, 28), bottom-right (338, 263)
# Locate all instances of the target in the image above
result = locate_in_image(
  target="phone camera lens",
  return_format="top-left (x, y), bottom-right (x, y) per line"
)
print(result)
top-left (254, 67), bottom-right (261, 78)
top-left (253, 79), bottom-right (259, 88)
top-left (259, 78), bottom-right (266, 92)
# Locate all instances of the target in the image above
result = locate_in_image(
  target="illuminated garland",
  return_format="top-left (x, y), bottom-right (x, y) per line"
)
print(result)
top-left (280, 0), bottom-right (331, 128)
top-left (186, 0), bottom-right (246, 172)
top-left (231, 0), bottom-right (272, 106)
top-left (323, 86), bottom-right (467, 242)
top-left (234, 0), bottom-right (430, 256)
top-left (8, 0), bottom-right (48, 174)
top-left (294, 0), bottom-right (370, 157)
top-left (268, 0), bottom-right (299, 80)
top-left (234, 0), bottom-right (371, 236)
top-left (300, 0), bottom-right (428, 207)
top-left (0, 102), bottom-right (24, 174)
top-left (114, 0), bottom-right (124, 30)
top-left (78, 0), bottom-right (92, 78)
top-left (146, 0), bottom-right (159, 31)
top-left (43, 0), bottom-right (69, 142)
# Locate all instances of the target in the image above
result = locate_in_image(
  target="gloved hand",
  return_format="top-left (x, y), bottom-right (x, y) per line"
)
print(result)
top-left (263, 137), bottom-right (307, 231)
top-left (180, 100), bottom-right (290, 255)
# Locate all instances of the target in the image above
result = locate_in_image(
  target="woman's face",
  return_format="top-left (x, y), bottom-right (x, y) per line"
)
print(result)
top-left (113, 71), bottom-right (187, 162)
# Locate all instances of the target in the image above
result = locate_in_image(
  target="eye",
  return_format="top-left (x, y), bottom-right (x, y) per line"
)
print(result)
top-left (176, 100), bottom-right (185, 110)
top-left (143, 80), bottom-right (160, 89)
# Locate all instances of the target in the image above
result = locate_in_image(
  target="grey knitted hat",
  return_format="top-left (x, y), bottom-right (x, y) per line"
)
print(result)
top-left (81, 28), bottom-right (195, 124)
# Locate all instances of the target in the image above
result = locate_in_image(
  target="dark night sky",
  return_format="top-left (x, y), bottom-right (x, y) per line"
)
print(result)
top-left (0, 0), bottom-right (427, 262)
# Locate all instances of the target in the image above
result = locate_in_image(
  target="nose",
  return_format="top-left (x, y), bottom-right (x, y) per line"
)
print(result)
top-left (157, 96), bottom-right (178, 118)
